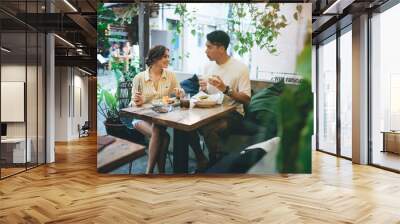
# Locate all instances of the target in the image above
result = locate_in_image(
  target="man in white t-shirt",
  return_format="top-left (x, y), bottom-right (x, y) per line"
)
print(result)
top-left (198, 30), bottom-right (251, 165)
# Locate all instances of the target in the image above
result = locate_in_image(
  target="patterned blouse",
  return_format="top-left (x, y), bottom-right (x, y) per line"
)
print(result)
top-left (131, 68), bottom-right (180, 104)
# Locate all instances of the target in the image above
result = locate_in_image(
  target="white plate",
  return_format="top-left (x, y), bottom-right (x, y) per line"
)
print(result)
top-left (194, 100), bottom-right (217, 108)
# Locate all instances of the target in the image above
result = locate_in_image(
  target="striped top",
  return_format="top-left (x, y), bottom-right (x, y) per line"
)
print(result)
top-left (131, 68), bottom-right (180, 104)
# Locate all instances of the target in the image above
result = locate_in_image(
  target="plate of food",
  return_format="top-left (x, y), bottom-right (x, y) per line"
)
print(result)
top-left (151, 104), bottom-right (173, 113)
top-left (194, 95), bottom-right (217, 108)
top-left (151, 98), bottom-right (174, 113)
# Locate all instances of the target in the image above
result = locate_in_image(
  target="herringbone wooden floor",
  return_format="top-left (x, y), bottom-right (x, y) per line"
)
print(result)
top-left (1, 135), bottom-right (400, 224)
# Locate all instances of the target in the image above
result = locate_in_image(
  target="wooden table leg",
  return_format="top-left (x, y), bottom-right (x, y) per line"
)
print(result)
top-left (173, 129), bottom-right (189, 173)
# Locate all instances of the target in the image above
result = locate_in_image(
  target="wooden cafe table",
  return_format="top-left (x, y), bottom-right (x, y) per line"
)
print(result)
top-left (121, 103), bottom-right (236, 173)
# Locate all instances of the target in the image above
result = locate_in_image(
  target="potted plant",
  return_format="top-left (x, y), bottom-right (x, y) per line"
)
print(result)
top-left (97, 84), bottom-right (144, 143)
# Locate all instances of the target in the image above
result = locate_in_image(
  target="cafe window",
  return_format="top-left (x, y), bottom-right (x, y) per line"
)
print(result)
top-left (0, 0), bottom-right (47, 179)
top-left (317, 36), bottom-right (337, 155)
top-left (370, 2), bottom-right (400, 171)
top-left (339, 27), bottom-right (352, 158)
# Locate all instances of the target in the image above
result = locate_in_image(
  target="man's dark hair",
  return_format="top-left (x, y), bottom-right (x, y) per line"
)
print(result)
top-left (145, 45), bottom-right (168, 67)
top-left (206, 30), bottom-right (230, 50)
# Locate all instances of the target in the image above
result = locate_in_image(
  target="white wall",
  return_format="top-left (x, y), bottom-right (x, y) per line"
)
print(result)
top-left (1, 65), bottom-right (43, 137)
top-left (54, 67), bottom-right (89, 141)
top-left (55, 67), bottom-right (69, 141)
top-left (72, 73), bottom-right (89, 138)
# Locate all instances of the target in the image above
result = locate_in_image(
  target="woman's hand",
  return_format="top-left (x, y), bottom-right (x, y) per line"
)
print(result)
top-left (133, 92), bottom-right (144, 106)
top-left (174, 88), bottom-right (185, 98)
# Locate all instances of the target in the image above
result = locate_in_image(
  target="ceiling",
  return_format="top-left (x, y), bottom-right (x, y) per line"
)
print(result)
top-left (311, 0), bottom-right (390, 43)
top-left (0, 0), bottom-right (96, 74)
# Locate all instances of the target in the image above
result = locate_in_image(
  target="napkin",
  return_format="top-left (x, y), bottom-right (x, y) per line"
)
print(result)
top-left (192, 91), bottom-right (224, 104)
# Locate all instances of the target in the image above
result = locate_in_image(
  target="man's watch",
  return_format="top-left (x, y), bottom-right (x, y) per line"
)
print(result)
top-left (223, 86), bottom-right (233, 96)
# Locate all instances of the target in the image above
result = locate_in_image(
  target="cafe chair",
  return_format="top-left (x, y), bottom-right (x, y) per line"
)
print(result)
top-left (78, 121), bottom-right (90, 138)
top-left (218, 81), bottom-right (284, 159)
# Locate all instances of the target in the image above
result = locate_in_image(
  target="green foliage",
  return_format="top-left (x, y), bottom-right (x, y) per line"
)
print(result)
top-left (109, 59), bottom-right (140, 111)
top-left (276, 81), bottom-right (313, 173)
top-left (228, 3), bottom-right (303, 56)
top-left (97, 84), bottom-right (120, 124)
top-left (170, 3), bottom-right (303, 58)
top-left (126, 58), bottom-right (141, 81)
top-left (170, 3), bottom-right (199, 64)
top-left (97, 3), bottom-right (138, 52)
top-left (117, 4), bottom-right (138, 25)
top-left (111, 61), bottom-right (124, 79)
top-left (174, 3), bottom-right (198, 35)
top-left (276, 24), bottom-right (313, 173)
top-left (98, 3), bottom-right (141, 121)
top-left (97, 2), bottom-right (116, 51)
top-left (295, 27), bottom-right (311, 81)
top-left (174, 4), bottom-right (187, 34)
top-left (298, 111), bottom-right (313, 173)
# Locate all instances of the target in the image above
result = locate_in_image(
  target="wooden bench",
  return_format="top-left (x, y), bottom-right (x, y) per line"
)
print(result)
top-left (97, 136), bottom-right (145, 174)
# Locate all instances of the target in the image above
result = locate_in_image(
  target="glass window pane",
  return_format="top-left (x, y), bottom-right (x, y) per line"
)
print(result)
top-left (1, 31), bottom-right (27, 177)
top-left (0, 0), bottom-right (46, 179)
top-left (340, 29), bottom-right (352, 158)
top-left (371, 4), bottom-right (400, 171)
top-left (318, 37), bottom-right (337, 154)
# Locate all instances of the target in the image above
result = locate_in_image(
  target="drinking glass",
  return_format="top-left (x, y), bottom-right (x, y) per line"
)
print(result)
top-left (180, 93), bottom-right (190, 109)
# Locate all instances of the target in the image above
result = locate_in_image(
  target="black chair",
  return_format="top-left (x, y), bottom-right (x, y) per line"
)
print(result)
top-left (78, 121), bottom-right (90, 138)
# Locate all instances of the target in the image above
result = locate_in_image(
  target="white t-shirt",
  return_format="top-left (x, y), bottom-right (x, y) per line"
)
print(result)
top-left (202, 57), bottom-right (251, 114)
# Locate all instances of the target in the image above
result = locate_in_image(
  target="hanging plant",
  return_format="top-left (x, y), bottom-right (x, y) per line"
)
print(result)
top-left (116, 4), bottom-right (139, 25)
top-left (173, 3), bottom-right (198, 37)
top-left (170, 3), bottom-right (199, 62)
top-left (228, 3), bottom-right (303, 56)
top-left (97, 3), bottom-right (117, 51)
top-left (98, 3), bottom-right (141, 117)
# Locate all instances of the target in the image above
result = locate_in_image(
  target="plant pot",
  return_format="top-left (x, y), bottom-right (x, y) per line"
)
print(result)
top-left (104, 121), bottom-right (145, 144)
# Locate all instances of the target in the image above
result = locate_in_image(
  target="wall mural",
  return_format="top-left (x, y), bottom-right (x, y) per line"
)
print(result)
top-left (97, 2), bottom-right (312, 175)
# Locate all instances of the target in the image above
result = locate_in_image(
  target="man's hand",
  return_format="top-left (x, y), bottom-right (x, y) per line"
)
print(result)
top-left (133, 92), bottom-right (144, 106)
top-left (208, 75), bottom-right (226, 92)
